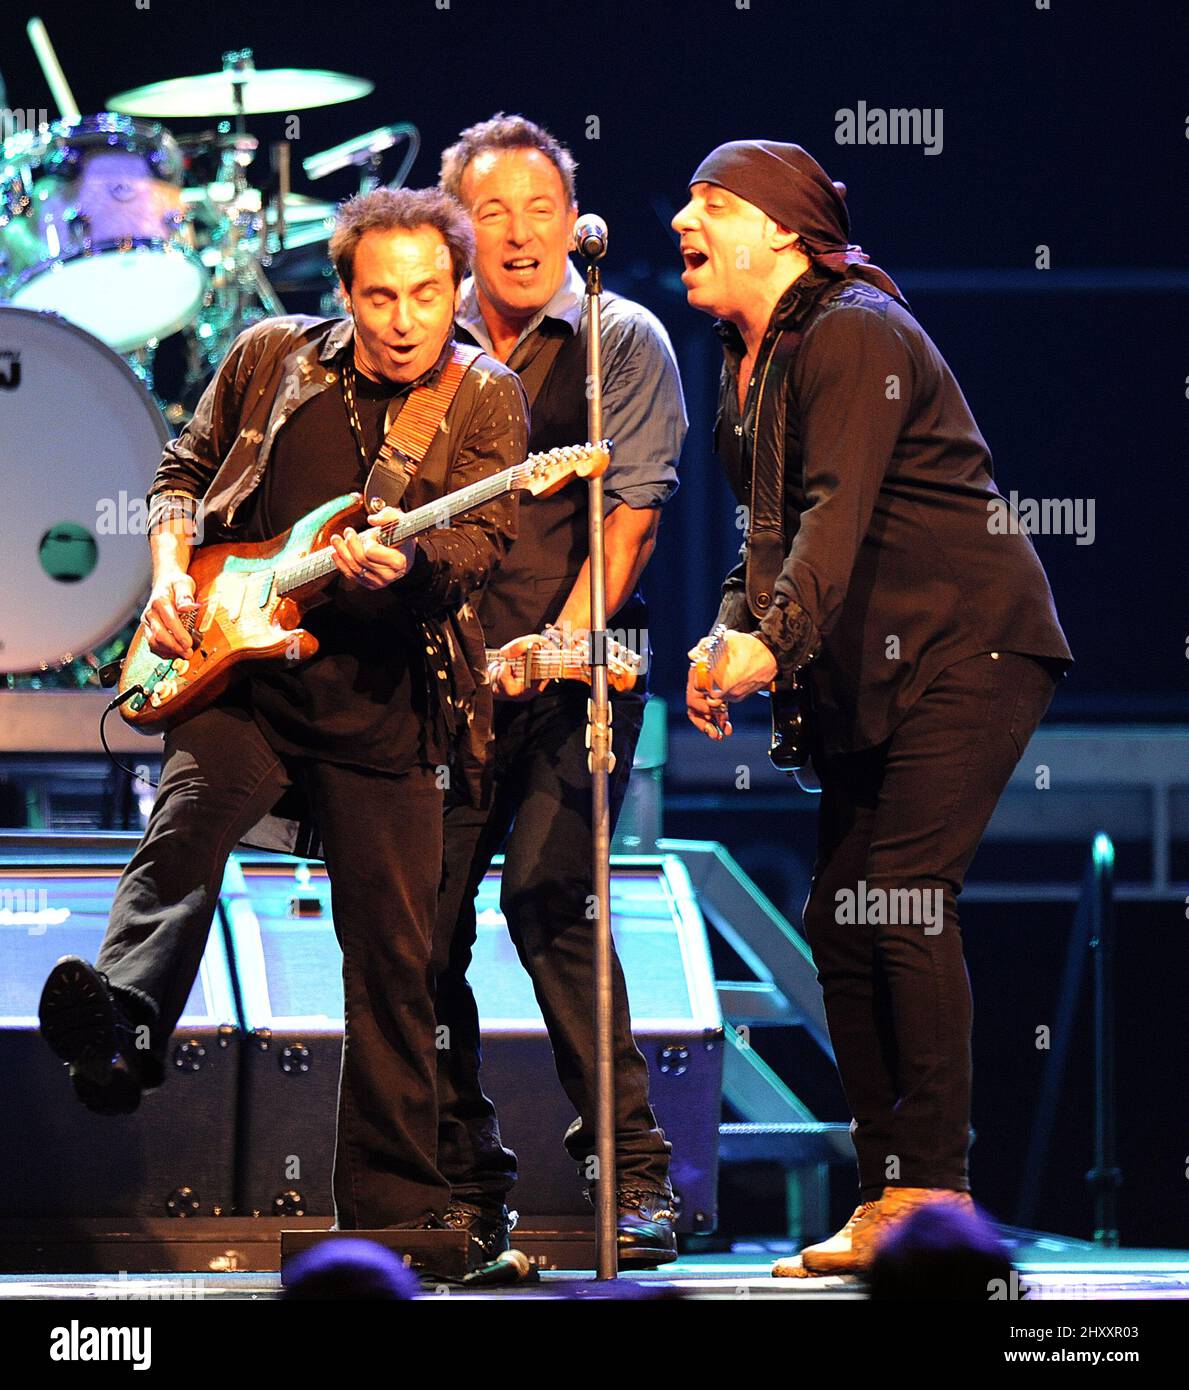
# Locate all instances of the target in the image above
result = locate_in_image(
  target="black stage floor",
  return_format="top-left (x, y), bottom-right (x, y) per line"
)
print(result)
top-left (4, 1245), bottom-right (1187, 1301)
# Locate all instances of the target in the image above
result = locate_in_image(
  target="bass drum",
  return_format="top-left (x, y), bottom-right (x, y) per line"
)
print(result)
top-left (0, 305), bottom-right (167, 675)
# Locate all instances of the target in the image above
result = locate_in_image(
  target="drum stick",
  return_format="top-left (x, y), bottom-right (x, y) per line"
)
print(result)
top-left (26, 17), bottom-right (81, 124)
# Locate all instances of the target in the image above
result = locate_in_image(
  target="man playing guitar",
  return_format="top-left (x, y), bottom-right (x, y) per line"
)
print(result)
top-left (676, 141), bottom-right (1072, 1275)
top-left (38, 188), bottom-right (527, 1232)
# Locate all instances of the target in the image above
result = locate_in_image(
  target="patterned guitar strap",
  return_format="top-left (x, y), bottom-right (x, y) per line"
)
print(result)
top-left (348, 341), bottom-right (484, 510)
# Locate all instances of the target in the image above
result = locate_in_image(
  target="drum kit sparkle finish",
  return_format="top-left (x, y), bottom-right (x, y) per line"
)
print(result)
top-left (0, 35), bottom-right (416, 686)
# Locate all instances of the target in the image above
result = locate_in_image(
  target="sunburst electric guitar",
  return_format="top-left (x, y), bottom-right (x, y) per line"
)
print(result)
top-left (119, 442), bottom-right (610, 731)
top-left (688, 623), bottom-right (820, 792)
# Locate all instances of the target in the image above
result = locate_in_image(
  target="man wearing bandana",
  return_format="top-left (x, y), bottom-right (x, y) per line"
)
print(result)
top-left (675, 141), bottom-right (1072, 1275)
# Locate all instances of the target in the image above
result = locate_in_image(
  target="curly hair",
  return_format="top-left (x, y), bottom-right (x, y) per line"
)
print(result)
top-left (329, 186), bottom-right (476, 290)
top-left (439, 113), bottom-right (577, 206)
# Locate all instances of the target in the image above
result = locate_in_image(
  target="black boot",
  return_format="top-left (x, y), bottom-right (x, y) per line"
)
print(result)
top-left (585, 1184), bottom-right (679, 1268)
top-left (615, 1187), bottom-right (679, 1269)
top-left (38, 956), bottom-right (160, 1114)
top-left (442, 1199), bottom-right (515, 1267)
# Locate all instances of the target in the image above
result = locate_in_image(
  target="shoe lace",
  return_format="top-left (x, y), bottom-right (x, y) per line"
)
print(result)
top-left (842, 1201), bottom-right (881, 1235)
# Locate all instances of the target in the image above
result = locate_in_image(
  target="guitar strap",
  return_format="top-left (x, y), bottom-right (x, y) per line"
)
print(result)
top-left (361, 341), bottom-right (484, 510)
top-left (745, 327), bottom-right (803, 620)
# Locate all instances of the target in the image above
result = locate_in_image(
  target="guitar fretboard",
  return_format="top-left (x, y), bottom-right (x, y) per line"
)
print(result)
top-left (274, 467), bottom-right (521, 595)
top-left (485, 642), bottom-right (639, 682)
top-left (272, 442), bottom-right (604, 596)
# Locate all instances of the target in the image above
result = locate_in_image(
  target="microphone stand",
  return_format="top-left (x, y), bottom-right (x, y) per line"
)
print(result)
top-left (579, 236), bottom-right (618, 1281)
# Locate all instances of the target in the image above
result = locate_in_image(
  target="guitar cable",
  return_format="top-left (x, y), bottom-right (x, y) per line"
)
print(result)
top-left (97, 665), bottom-right (160, 789)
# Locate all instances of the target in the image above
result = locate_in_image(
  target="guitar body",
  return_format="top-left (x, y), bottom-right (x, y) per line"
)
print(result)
top-left (766, 670), bottom-right (820, 793)
top-left (118, 494), bottom-right (365, 733)
top-left (117, 440), bottom-right (611, 735)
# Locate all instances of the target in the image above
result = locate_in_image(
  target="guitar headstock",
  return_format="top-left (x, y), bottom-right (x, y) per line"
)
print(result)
top-left (515, 440), bottom-right (612, 498)
top-left (605, 636), bottom-right (643, 693)
top-left (572, 633), bottom-right (642, 692)
top-left (689, 624), bottom-right (728, 693)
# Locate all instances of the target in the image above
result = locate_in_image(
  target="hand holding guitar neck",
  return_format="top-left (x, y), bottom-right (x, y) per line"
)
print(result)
top-left (490, 632), bottom-right (558, 700)
top-left (687, 625), bottom-right (733, 739)
top-left (330, 506), bottom-right (415, 590)
top-left (488, 630), bottom-right (641, 700)
top-left (688, 624), bottom-right (820, 790)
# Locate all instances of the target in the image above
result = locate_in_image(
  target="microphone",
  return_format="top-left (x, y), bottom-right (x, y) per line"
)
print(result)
top-left (573, 214), bottom-right (609, 261)
top-left (461, 1249), bottom-right (538, 1287)
top-left (302, 123), bottom-right (420, 183)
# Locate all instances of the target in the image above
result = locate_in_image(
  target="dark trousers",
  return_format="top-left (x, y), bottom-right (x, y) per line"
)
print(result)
top-left (433, 683), bottom-right (672, 1205)
top-left (95, 700), bottom-right (449, 1228)
top-left (802, 652), bottom-right (1060, 1202)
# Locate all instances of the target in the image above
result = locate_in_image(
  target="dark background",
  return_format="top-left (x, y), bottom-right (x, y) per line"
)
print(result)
top-left (3, 0), bottom-right (1186, 1246)
top-left (4, 0), bottom-right (1186, 717)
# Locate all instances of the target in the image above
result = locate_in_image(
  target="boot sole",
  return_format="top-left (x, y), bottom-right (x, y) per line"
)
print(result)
top-left (38, 957), bottom-right (141, 1113)
top-left (617, 1242), bottom-right (679, 1269)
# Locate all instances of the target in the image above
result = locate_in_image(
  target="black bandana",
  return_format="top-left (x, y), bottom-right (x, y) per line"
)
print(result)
top-left (690, 140), bottom-right (906, 304)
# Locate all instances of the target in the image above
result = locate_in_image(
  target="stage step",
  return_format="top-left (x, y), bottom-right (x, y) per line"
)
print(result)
top-left (718, 1122), bottom-right (853, 1165)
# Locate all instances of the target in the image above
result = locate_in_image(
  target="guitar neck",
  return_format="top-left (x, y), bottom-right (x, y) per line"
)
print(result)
top-left (275, 463), bottom-right (525, 596)
top-left (487, 646), bottom-right (581, 681)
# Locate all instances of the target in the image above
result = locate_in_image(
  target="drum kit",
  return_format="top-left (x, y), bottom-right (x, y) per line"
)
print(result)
top-left (0, 27), bottom-right (418, 690)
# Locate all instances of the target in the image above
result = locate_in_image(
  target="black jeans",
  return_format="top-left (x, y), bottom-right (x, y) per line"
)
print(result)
top-left (95, 700), bottom-right (449, 1227)
top-left (802, 651), bottom-right (1060, 1202)
top-left (433, 683), bottom-right (672, 1206)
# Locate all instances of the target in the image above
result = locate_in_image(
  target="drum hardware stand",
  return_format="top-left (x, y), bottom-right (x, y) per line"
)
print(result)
top-left (170, 59), bottom-right (287, 408)
top-left (577, 215), bottom-right (618, 1280)
top-left (222, 49), bottom-right (254, 187)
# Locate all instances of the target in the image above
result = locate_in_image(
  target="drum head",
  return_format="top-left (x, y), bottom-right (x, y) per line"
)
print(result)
top-left (42, 113), bottom-right (185, 183)
top-left (0, 307), bottom-right (167, 672)
top-left (10, 242), bottom-right (208, 354)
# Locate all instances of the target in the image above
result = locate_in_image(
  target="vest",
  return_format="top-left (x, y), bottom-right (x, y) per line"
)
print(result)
top-left (475, 320), bottom-right (647, 652)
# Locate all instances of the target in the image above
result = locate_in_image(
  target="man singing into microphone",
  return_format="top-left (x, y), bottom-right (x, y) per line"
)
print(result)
top-left (434, 114), bottom-right (687, 1265)
top-left (675, 141), bottom-right (1072, 1275)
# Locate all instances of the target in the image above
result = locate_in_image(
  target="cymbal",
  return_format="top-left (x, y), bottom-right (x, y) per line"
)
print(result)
top-left (108, 68), bottom-right (373, 117)
top-left (181, 187), bottom-right (334, 219)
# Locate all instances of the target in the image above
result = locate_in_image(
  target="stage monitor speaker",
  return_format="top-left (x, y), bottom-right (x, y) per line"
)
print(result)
top-left (228, 853), bottom-right (723, 1231)
top-left (0, 833), bottom-right (241, 1217)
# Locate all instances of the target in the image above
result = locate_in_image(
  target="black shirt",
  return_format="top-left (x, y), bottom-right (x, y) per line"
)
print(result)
top-left (238, 361), bottom-right (446, 775)
top-left (715, 268), bottom-right (1072, 753)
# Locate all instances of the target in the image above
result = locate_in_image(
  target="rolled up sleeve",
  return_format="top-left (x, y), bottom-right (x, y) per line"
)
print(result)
top-left (598, 305), bottom-right (685, 512)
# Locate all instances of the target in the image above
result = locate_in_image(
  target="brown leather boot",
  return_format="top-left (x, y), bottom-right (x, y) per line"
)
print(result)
top-left (772, 1201), bottom-right (883, 1277)
top-left (788, 1187), bottom-right (976, 1277)
top-left (878, 1186), bottom-right (974, 1226)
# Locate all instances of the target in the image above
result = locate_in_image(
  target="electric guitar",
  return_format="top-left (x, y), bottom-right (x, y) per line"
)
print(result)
top-left (118, 442), bottom-right (610, 731)
top-left (688, 623), bottom-right (820, 792)
top-left (485, 633), bottom-right (642, 693)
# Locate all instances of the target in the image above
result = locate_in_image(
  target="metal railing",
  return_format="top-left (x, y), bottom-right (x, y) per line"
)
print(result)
top-left (1015, 833), bottom-right (1120, 1244)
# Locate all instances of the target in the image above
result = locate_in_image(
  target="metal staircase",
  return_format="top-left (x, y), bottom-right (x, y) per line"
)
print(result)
top-left (660, 838), bottom-right (853, 1243)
